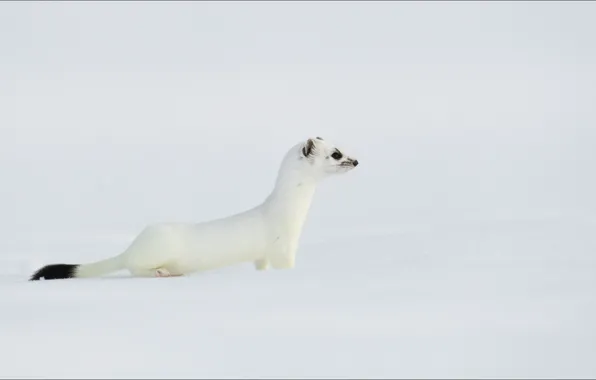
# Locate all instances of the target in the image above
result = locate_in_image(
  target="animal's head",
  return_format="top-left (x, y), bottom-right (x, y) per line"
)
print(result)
top-left (297, 136), bottom-right (359, 178)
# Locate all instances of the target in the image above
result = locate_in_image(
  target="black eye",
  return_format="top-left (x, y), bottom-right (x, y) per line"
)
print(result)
top-left (331, 151), bottom-right (343, 160)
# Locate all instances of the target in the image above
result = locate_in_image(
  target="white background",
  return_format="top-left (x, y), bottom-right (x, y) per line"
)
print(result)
top-left (1, 2), bottom-right (595, 378)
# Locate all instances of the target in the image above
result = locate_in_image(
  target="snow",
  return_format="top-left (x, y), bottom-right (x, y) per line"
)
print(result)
top-left (2, 1), bottom-right (596, 378)
top-left (2, 218), bottom-right (595, 378)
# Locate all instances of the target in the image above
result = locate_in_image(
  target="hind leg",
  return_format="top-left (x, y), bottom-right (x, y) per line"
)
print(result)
top-left (129, 267), bottom-right (182, 278)
top-left (154, 268), bottom-right (183, 277)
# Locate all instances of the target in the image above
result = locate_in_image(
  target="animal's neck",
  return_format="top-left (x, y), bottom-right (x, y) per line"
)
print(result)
top-left (263, 165), bottom-right (317, 236)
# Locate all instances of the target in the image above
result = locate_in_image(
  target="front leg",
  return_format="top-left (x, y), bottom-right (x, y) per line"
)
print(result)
top-left (254, 258), bottom-right (270, 271)
top-left (268, 252), bottom-right (295, 269)
top-left (266, 239), bottom-right (298, 269)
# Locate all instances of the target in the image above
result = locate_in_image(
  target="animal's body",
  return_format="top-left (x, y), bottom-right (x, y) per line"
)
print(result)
top-left (29, 137), bottom-right (358, 281)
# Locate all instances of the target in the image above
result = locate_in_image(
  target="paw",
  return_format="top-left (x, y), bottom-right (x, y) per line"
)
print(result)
top-left (155, 268), bottom-right (171, 277)
top-left (268, 254), bottom-right (295, 269)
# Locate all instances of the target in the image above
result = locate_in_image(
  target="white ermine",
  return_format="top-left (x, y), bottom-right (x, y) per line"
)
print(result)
top-left (29, 137), bottom-right (359, 281)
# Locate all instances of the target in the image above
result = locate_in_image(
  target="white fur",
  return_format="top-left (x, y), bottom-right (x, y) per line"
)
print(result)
top-left (74, 137), bottom-right (358, 279)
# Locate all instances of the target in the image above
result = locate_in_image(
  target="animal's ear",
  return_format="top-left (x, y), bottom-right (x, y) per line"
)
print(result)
top-left (302, 138), bottom-right (315, 157)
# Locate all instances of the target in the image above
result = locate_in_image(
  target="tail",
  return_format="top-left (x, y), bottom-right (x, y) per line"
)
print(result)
top-left (29, 255), bottom-right (124, 281)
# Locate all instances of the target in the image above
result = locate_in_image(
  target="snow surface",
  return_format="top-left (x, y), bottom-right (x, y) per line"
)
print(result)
top-left (2, 218), bottom-right (595, 378)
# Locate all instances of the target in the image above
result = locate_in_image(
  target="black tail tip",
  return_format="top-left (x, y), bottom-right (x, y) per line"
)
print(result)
top-left (29, 264), bottom-right (79, 281)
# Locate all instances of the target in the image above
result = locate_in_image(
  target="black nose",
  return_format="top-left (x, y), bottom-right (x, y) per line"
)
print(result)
top-left (352, 160), bottom-right (359, 167)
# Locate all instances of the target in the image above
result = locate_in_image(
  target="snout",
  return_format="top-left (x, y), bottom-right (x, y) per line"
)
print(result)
top-left (339, 157), bottom-right (359, 171)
